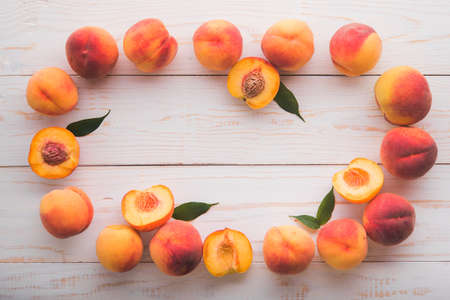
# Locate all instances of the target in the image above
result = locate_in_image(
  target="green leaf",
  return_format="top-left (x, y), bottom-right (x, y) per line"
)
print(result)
top-left (290, 215), bottom-right (320, 230)
top-left (274, 81), bottom-right (305, 122)
top-left (172, 202), bottom-right (219, 221)
top-left (66, 110), bottom-right (110, 137)
top-left (316, 187), bottom-right (335, 225)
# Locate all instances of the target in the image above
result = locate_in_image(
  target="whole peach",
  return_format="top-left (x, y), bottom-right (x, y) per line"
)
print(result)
top-left (40, 187), bottom-right (93, 238)
top-left (263, 225), bottom-right (315, 274)
top-left (96, 225), bottom-right (143, 272)
top-left (66, 26), bottom-right (118, 78)
top-left (330, 23), bottom-right (382, 76)
top-left (26, 67), bottom-right (78, 115)
top-left (363, 193), bottom-right (415, 245)
top-left (380, 127), bottom-right (437, 179)
top-left (262, 19), bottom-right (314, 71)
top-left (193, 20), bottom-right (242, 71)
top-left (150, 220), bottom-right (203, 276)
top-left (375, 66), bottom-right (431, 125)
top-left (317, 219), bottom-right (367, 270)
top-left (123, 19), bottom-right (178, 72)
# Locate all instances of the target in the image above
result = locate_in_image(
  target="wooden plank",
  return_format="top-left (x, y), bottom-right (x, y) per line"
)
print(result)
top-left (1, 0), bottom-right (450, 75)
top-left (1, 165), bottom-right (448, 263)
top-left (0, 262), bottom-right (448, 299)
top-left (1, 75), bottom-right (448, 166)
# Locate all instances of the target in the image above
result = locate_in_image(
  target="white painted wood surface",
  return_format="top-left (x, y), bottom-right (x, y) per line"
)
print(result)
top-left (1, 0), bottom-right (449, 299)
top-left (1, 75), bottom-right (449, 166)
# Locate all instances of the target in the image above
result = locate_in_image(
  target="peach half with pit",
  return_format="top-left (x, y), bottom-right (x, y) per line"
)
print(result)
top-left (150, 220), bottom-right (203, 276)
top-left (26, 67), bottom-right (78, 115)
top-left (28, 127), bottom-right (79, 179)
top-left (203, 228), bottom-right (253, 277)
top-left (96, 225), bottom-right (143, 272)
top-left (332, 158), bottom-right (384, 204)
top-left (40, 186), bottom-right (93, 238)
top-left (263, 225), bottom-right (315, 274)
top-left (121, 185), bottom-right (174, 232)
top-left (227, 57), bottom-right (280, 109)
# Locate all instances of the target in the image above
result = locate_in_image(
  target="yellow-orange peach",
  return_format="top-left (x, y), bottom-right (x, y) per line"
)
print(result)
top-left (40, 187), bottom-right (93, 238)
top-left (150, 220), bottom-right (203, 276)
top-left (123, 19), bottom-right (178, 73)
top-left (317, 219), bottom-right (367, 270)
top-left (121, 185), bottom-right (174, 231)
top-left (263, 225), bottom-right (314, 274)
top-left (66, 26), bottom-right (118, 78)
top-left (330, 23), bottom-right (382, 76)
top-left (332, 158), bottom-right (384, 204)
top-left (26, 67), bottom-right (78, 115)
top-left (363, 193), bottom-right (415, 246)
top-left (28, 127), bottom-right (79, 179)
top-left (227, 57), bottom-right (280, 109)
top-left (262, 19), bottom-right (314, 71)
top-left (380, 127), bottom-right (437, 179)
top-left (375, 66), bottom-right (432, 125)
top-left (203, 228), bottom-right (252, 277)
top-left (96, 225), bottom-right (143, 272)
top-left (193, 20), bottom-right (242, 71)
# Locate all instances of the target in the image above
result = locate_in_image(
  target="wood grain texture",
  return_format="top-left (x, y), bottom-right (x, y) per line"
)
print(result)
top-left (0, 262), bottom-right (448, 300)
top-left (1, 0), bottom-right (450, 75)
top-left (1, 75), bottom-right (448, 166)
top-left (1, 165), bottom-right (448, 263)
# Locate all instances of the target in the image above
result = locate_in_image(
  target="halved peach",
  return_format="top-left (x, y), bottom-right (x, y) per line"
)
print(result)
top-left (332, 158), bottom-right (384, 203)
top-left (28, 127), bottom-right (80, 179)
top-left (227, 57), bottom-right (280, 109)
top-left (121, 185), bottom-right (174, 231)
top-left (203, 228), bottom-right (252, 277)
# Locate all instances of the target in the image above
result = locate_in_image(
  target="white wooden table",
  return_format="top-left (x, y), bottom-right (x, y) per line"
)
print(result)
top-left (1, 1), bottom-right (449, 299)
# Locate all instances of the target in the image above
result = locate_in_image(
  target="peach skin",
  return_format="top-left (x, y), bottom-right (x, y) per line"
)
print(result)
top-left (28, 127), bottom-right (79, 179)
top-left (330, 23), bottom-right (382, 76)
top-left (203, 228), bottom-right (253, 277)
top-left (380, 127), bottom-right (437, 179)
top-left (375, 66), bottom-right (432, 125)
top-left (193, 20), bottom-right (243, 71)
top-left (332, 158), bottom-right (384, 204)
top-left (26, 67), bottom-right (78, 115)
top-left (66, 26), bottom-right (118, 78)
top-left (227, 57), bottom-right (280, 109)
top-left (150, 220), bottom-right (203, 276)
top-left (123, 19), bottom-right (177, 72)
top-left (96, 225), bottom-right (143, 272)
top-left (263, 225), bottom-right (314, 274)
top-left (363, 193), bottom-right (415, 246)
top-left (262, 19), bottom-right (314, 71)
top-left (40, 187), bottom-right (93, 238)
top-left (121, 185), bottom-right (174, 231)
top-left (317, 219), bottom-right (367, 270)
